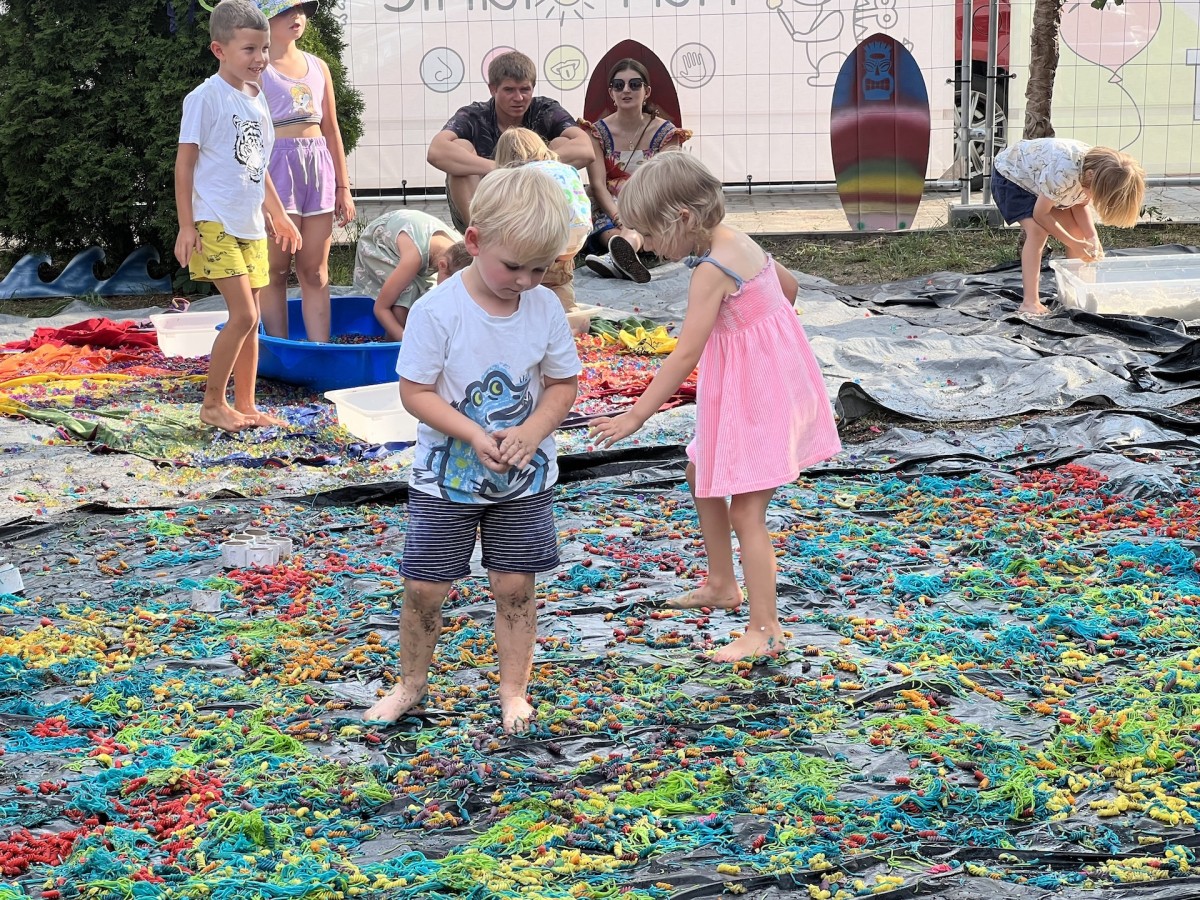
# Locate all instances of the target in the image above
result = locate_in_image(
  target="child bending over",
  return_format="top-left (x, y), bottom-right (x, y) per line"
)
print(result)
top-left (590, 153), bottom-right (842, 662)
top-left (175, 0), bottom-right (302, 432)
top-left (364, 165), bottom-right (581, 733)
top-left (353, 210), bottom-right (466, 340)
top-left (991, 139), bottom-right (1145, 316)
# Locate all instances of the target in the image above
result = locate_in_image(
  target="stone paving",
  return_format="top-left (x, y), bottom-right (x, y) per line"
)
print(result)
top-left (336, 183), bottom-right (1200, 243)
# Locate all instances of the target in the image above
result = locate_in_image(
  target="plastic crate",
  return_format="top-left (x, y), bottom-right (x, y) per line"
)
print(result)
top-left (254, 296), bottom-right (401, 392)
top-left (150, 310), bottom-right (228, 358)
top-left (324, 381), bottom-right (419, 445)
top-left (1050, 255), bottom-right (1200, 319)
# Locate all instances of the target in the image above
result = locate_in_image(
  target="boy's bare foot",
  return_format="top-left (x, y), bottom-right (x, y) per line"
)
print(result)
top-left (1017, 301), bottom-right (1051, 316)
top-left (500, 695), bottom-right (535, 734)
top-left (664, 585), bottom-right (742, 610)
top-left (363, 682), bottom-right (426, 724)
top-left (710, 627), bottom-right (786, 662)
top-left (237, 408), bottom-right (286, 427)
top-left (200, 404), bottom-right (252, 432)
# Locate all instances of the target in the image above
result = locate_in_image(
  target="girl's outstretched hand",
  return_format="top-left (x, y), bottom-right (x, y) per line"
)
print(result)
top-left (589, 412), bottom-right (644, 449)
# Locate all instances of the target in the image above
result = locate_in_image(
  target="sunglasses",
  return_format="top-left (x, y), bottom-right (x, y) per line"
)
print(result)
top-left (610, 78), bottom-right (645, 92)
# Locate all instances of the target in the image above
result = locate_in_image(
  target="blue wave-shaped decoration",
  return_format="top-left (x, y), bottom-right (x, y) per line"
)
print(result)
top-left (0, 246), bottom-right (171, 300)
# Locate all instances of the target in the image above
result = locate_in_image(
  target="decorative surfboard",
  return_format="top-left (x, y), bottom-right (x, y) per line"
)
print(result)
top-left (830, 33), bottom-right (931, 232)
top-left (583, 40), bottom-right (682, 128)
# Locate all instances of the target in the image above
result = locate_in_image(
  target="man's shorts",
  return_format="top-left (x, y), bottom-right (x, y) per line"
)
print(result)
top-left (445, 175), bottom-right (468, 232)
top-left (189, 221), bottom-right (269, 288)
top-left (269, 136), bottom-right (336, 217)
top-left (401, 489), bottom-right (560, 582)
top-left (991, 170), bottom-right (1039, 226)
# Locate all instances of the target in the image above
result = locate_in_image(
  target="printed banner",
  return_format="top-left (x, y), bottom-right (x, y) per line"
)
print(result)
top-left (336, 0), bottom-right (957, 190)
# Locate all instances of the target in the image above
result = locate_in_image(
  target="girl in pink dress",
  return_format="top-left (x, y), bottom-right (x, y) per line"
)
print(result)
top-left (590, 153), bottom-right (842, 662)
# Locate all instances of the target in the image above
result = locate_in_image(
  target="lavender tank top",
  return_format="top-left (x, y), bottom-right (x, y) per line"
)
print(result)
top-left (261, 52), bottom-right (325, 128)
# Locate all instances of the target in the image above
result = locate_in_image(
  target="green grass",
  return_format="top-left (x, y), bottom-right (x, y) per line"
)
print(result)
top-left (2, 223), bottom-right (1199, 319)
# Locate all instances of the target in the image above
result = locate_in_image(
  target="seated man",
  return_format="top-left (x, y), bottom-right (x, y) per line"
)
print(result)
top-left (428, 51), bottom-right (594, 233)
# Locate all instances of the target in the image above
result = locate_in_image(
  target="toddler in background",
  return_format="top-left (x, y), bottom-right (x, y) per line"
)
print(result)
top-left (353, 209), bottom-right (466, 340)
top-left (493, 127), bottom-right (592, 334)
top-left (991, 138), bottom-right (1145, 316)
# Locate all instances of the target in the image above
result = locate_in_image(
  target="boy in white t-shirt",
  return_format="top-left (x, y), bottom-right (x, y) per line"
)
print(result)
top-left (174, 0), bottom-right (301, 432)
top-left (364, 166), bottom-right (581, 734)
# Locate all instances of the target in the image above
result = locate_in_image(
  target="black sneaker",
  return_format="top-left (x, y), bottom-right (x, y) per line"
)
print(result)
top-left (584, 253), bottom-right (620, 279)
top-left (609, 236), bottom-right (651, 284)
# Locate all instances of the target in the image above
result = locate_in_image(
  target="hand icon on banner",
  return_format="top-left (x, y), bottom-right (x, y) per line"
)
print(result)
top-left (677, 50), bottom-right (707, 85)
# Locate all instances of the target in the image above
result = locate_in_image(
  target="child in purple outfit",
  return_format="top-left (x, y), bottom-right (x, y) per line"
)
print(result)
top-left (255, 0), bottom-right (356, 343)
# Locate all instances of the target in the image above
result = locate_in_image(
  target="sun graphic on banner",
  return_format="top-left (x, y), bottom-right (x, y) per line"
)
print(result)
top-left (535, 0), bottom-right (594, 25)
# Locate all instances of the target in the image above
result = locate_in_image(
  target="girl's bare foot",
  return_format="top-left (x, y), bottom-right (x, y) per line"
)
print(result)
top-left (710, 627), bottom-right (786, 662)
top-left (664, 585), bottom-right (742, 610)
top-left (200, 404), bottom-right (252, 432)
top-left (1017, 301), bottom-right (1050, 316)
top-left (500, 695), bottom-right (535, 734)
top-left (363, 682), bottom-right (426, 724)
top-left (237, 408), bottom-right (286, 427)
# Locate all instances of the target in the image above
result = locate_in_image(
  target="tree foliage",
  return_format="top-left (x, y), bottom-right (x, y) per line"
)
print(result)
top-left (0, 0), bottom-right (363, 262)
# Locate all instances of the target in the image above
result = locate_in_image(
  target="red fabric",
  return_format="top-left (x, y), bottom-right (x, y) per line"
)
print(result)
top-left (4, 318), bottom-right (159, 352)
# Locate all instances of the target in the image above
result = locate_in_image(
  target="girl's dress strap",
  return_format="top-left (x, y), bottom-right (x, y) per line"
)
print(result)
top-left (684, 254), bottom-right (745, 290)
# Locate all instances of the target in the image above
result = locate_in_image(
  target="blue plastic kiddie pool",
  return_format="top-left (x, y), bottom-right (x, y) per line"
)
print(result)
top-left (252, 296), bottom-right (400, 393)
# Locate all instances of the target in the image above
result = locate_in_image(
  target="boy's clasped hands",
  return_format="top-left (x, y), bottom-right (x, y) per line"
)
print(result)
top-left (471, 425), bottom-right (542, 472)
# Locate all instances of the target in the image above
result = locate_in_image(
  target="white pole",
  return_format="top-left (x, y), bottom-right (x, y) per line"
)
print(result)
top-left (960, 0), bottom-right (974, 204)
top-left (981, 0), bottom-right (1000, 204)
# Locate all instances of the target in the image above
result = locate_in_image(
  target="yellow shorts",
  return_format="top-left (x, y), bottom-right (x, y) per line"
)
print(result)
top-left (189, 221), bottom-right (269, 289)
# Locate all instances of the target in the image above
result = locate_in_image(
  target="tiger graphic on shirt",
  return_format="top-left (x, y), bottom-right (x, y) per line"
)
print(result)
top-left (231, 114), bottom-right (266, 184)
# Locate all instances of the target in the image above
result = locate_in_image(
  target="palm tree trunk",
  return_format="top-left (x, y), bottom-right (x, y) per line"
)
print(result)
top-left (1023, 0), bottom-right (1063, 138)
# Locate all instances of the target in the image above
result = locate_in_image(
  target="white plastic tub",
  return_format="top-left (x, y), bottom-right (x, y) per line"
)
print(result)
top-left (324, 382), bottom-right (419, 445)
top-left (1051, 255), bottom-right (1200, 320)
top-left (0, 562), bottom-right (24, 594)
top-left (150, 310), bottom-right (228, 358)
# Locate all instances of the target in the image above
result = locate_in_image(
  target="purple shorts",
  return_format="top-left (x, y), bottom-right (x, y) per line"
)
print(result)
top-left (269, 136), bottom-right (335, 217)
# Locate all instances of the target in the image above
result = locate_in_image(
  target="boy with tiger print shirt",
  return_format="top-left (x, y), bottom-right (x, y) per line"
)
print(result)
top-left (174, 0), bottom-right (302, 432)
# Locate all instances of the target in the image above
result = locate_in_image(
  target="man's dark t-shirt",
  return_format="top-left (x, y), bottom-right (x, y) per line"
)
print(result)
top-left (442, 97), bottom-right (576, 160)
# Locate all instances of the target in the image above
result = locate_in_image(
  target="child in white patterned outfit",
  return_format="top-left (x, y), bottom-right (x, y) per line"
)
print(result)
top-left (991, 139), bottom-right (1145, 316)
top-left (353, 210), bottom-right (466, 341)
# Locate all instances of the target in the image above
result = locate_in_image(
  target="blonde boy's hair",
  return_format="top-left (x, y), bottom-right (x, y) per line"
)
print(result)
top-left (437, 241), bottom-right (473, 275)
top-left (487, 51), bottom-right (537, 88)
top-left (210, 0), bottom-right (269, 43)
top-left (469, 167), bottom-right (570, 264)
top-left (494, 128), bottom-right (558, 167)
top-left (1083, 147), bottom-right (1146, 228)
top-left (618, 152), bottom-right (724, 248)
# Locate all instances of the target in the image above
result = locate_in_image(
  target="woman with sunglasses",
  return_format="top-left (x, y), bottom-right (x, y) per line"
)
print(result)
top-left (582, 59), bottom-right (691, 283)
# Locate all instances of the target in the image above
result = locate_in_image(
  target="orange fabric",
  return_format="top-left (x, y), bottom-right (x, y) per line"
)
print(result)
top-left (0, 344), bottom-right (180, 381)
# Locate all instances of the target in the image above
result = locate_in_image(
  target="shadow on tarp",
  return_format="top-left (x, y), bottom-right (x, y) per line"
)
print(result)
top-left (282, 447), bottom-right (691, 507)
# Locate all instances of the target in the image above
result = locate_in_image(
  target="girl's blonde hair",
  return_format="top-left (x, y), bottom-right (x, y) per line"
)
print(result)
top-left (1083, 147), bottom-right (1146, 228)
top-left (469, 167), bottom-right (570, 263)
top-left (618, 152), bottom-right (724, 249)
top-left (494, 128), bottom-right (558, 167)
